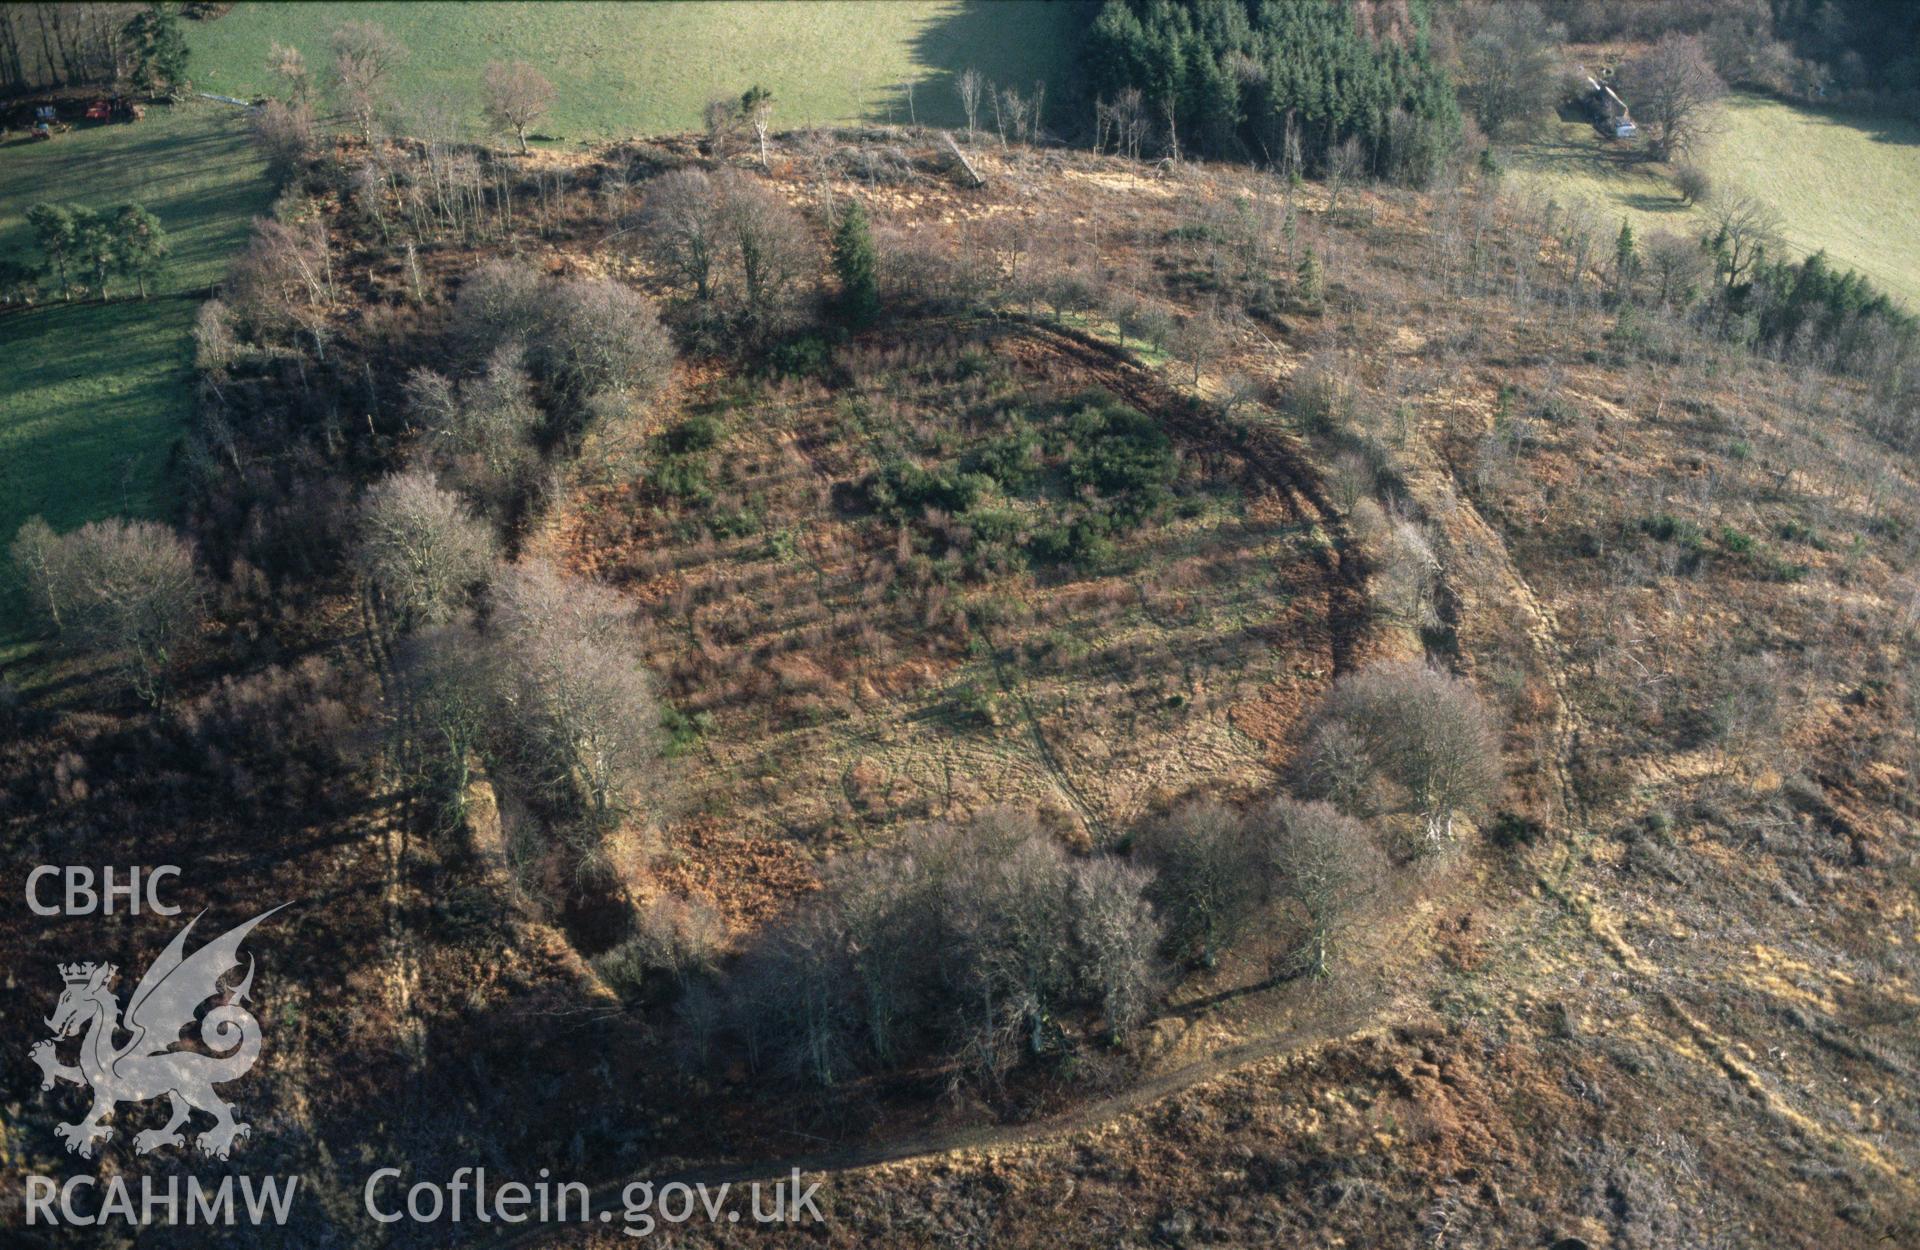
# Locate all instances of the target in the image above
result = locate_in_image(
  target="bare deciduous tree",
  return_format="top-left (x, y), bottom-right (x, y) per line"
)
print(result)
top-left (432, 344), bottom-right (543, 499)
top-left (1095, 89), bottom-right (1150, 160)
top-left (702, 96), bottom-right (740, 158)
top-left (535, 275), bottom-right (676, 424)
top-left (249, 97), bottom-right (316, 175)
top-left (740, 83), bottom-right (773, 169)
top-left (1297, 662), bottom-right (1501, 847)
top-left (1290, 716), bottom-right (1374, 816)
top-left (1067, 855), bottom-right (1161, 1038)
top-left (191, 298), bottom-right (241, 374)
top-left (1218, 371), bottom-right (1261, 420)
top-left (450, 257), bottom-right (547, 360)
top-left (638, 168), bottom-right (723, 300)
top-left (1672, 160), bottom-right (1712, 206)
top-left (393, 622), bottom-right (496, 827)
top-left (490, 560), bottom-right (663, 829)
top-left (597, 895), bottom-right (725, 996)
top-left (9, 516), bottom-right (65, 630)
top-left (348, 159), bottom-right (395, 244)
top-left (994, 84), bottom-right (1028, 146)
top-left (448, 260), bottom-right (674, 437)
top-left (1281, 111), bottom-right (1304, 188)
top-left (938, 811), bottom-right (1076, 1064)
top-left (225, 216), bottom-right (334, 350)
top-left (1645, 229), bottom-right (1710, 308)
top-left (1326, 135), bottom-right (1364, 216)
top-left (1373, 513), bottom-right (1442, 628)
top-left (977, 211), bottom-right (1031, 293)
top-left (1137, 800), bottom-right (1265, 969)
top-left (1460, 1), bottom-right (1565, 138)
top-left (402, 366), bottom-right (460, 435)
top-left (266, 40), bottom-right (311, 105)
top-left (718, 173), bottom-right (812, 332)
top-left (327, 19), bottom-right (407, 143)
top-left (354, 469), bottom-right (497, 632)
top-left (1116, 87), bottom-right (1147, 160)
top-left (1706, 193), bottom-right (1780, 292)
top-left (727, 807), bottom-right (1159, 1088)
top-left (481, 59), bottom-right (554, 154)
top-left (10, 516), bottom-right (205, 702)
top-left (1259, 797), bottom-right (1383, 976)
top-left (956, 67), bottom-right (984, 142)
top-left (729, 905), bottom-right (855, 1088)
top-left (812, 852), bottom-right (918, 1066)
top-left (1711, 650), bottom-right (1786, 764)
top-left (1170, 305), bottom-right (1229, 387)
top-left (1618, 34), bottom-right (1727, 161)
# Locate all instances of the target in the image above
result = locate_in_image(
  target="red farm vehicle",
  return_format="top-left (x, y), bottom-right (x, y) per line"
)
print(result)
top-left (84, 97), bottom-right (145, 124)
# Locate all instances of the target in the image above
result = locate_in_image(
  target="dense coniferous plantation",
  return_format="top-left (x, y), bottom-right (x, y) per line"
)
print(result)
top-left (1087, 0), bottom-right (1460, 179)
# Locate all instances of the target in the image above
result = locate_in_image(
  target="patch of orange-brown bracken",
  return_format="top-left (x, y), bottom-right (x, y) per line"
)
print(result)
top-left (651, 813), bottom-right (821, 932)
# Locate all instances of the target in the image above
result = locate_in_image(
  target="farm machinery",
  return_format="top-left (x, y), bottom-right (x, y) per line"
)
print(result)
top-left (85, 97), bottom-right (146, 123)
top-left (28, 105), bottom-right (64, 140)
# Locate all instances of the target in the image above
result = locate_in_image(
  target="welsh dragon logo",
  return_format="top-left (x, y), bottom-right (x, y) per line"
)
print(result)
top-left (30, 905), bottom-right (286, 1160)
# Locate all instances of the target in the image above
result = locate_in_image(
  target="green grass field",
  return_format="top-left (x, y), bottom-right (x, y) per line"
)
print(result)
top-left (1, 2), bottom-right (1088, 658)
top-left (186, 0), bottom-right (1092, 139)
top-left (0, 101), bottom-right (273, 654)
top-left (1505, 92), bottom-right (1920, 309)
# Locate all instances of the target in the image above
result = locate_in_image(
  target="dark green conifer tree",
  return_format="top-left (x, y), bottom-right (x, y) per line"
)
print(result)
top-left (832, 200), bottom-right (880, 331)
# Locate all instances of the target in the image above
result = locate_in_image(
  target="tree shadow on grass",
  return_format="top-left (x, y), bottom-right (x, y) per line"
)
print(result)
top-left (1621, 191), bottom-right (1690, 214)
top-left (1723, 90), bottom-right (1920, 149)
top-left (0, 298), bottom-right (193, 569)
top-left (1508, 131), bottom-right (1647, 185)
top-left (871, 0), bottom-right (1099, 132)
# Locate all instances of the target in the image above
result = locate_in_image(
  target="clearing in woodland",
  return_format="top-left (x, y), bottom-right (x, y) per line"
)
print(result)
top-left (1505, 90), bottom-right (1920, 309)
